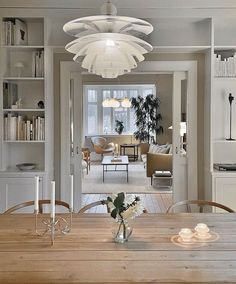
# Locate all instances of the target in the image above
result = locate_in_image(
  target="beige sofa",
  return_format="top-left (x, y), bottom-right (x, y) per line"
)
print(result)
top-left (140, 143), bottom-right (172, 183)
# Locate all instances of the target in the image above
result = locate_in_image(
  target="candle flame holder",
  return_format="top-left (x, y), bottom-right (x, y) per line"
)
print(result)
top-left (34, 209), bottom-right (72, 245)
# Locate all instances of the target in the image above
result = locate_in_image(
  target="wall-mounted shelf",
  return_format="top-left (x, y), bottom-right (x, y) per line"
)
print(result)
top-left (3, 109), bottom-right (45, 112)
top-left (3, 140), bottom-right (45, 143)
top-left (1, 45), bottom-right (44, 50)
top-left (3, 77), bottom-right (44, 81)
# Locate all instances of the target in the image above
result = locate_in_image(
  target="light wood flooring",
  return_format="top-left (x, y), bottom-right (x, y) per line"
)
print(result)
top-left (82, 193), bottom-right (173, 213)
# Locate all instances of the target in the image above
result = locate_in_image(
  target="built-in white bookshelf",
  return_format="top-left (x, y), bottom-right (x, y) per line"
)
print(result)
top-left (0, 16), bottom-right (51, 174)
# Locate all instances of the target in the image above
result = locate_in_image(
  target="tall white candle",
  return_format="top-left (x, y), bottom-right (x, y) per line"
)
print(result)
top-left (115, 144), bottom-right (118, 155)
top-left (51, 181), bottom-right (55, 221)
top-left (70, 174), bottom-right (74, 211)
top-left (34, 176), bottom-right (39, 213)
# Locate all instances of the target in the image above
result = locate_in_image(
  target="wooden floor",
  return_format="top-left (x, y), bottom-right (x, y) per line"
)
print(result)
top-left (82, 193), bottom-right (173, 213)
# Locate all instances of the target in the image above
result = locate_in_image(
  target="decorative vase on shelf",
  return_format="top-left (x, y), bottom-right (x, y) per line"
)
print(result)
top-left (112, 218), bottom-right (132, 243)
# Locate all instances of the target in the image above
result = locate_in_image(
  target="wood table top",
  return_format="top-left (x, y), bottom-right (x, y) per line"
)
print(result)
top-left (0, 213), bottom-right (236, 283)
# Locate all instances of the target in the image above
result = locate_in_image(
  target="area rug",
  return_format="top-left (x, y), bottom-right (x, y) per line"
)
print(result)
top-left (82, 162), bottom-right (173, 194)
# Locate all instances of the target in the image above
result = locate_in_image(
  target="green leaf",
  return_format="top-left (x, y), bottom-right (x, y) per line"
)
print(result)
top-left (111, 208), bottom-right (117, 219)
top-left (114, 192), bottom-right (125, 208)
top-left (107, 196), bottom-right (113, 202)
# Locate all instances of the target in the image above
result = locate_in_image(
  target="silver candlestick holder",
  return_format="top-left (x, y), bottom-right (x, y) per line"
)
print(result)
top-left (34, 209), bottom-right (73, 245)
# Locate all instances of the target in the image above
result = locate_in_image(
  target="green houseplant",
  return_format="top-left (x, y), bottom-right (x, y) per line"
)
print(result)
top-left (115, 119), bottom-right (124, 135)
top-left (131, 94), bottom-right (163, 143)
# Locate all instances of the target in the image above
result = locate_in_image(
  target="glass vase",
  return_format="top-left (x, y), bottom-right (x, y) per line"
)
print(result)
top-left (112, 218), bottom-right (132, 243)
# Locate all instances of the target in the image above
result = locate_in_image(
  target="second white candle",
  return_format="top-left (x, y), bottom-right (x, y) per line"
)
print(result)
top-left (51, 181), bottom-right (55, 221)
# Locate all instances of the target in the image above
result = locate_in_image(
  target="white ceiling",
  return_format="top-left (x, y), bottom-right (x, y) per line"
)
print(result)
top-left (1, 0), bottom-right (236, 9)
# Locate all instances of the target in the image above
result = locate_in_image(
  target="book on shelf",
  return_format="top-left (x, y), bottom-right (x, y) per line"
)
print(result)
top-left (32, 50), bottom-right (44, 77)
top-left (214, 53), bottom-right (236, 77)
top-left (4, 113), bottom-right (45, 141)
top-left (2, 18), bottom-right (27, 46)
top-left (3, 82), bottom-right (18, 109)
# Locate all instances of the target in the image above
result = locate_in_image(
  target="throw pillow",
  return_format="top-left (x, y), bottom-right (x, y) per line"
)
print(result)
top-left (149, 144), bottom-right (169, 154)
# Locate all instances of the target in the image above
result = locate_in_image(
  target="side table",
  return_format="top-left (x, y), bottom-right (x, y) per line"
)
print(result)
top-left (120, 144), bottom-right (140, 161)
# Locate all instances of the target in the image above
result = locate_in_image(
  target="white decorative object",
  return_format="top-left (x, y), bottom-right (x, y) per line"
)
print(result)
top-left (115, 143), bottom-right (119, 156)
top-left (195, 223), bottom-right (210, 239)
top-left (178, 228), bottom-right (194, 242)
top-left (34, 176), bottom-right (39, 213)
top-left (63, 1), bottom-right (153, 78)
top-left (16, 163), bottom-right (37, 171)
top-left (14, 62), bottom-right (24, 77)
top-left (70, 174), bottom-right (73, 211)
top-left (51, 181), bottom-right (55, 221)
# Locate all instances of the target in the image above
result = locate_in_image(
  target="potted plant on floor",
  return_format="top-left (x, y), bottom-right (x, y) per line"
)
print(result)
top-left (131, 94), bottom-right (163, 144)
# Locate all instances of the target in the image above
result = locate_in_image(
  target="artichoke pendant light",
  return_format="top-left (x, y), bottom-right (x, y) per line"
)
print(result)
top-left (63, 0), bottom-right (153, 78)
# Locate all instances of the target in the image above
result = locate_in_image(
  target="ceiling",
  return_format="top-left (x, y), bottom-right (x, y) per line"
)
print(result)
top-left (1, 0), bottom-right (236, 10)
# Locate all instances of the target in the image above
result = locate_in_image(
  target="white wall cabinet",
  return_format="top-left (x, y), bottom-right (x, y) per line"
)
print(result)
top-left (213, 175), bottom-right (236, 212)
top-left (0, 176), bottom-right (43, 212)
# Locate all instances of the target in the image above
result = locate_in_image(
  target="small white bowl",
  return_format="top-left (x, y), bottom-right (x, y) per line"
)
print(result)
top-left (179, 228), bottom-right (194, 242)
top-left (195, 223), bottom-right (210, 238)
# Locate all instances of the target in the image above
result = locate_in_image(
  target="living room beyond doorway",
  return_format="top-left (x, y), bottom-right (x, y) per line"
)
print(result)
top-left (81, 79), bottom-right (174, 212)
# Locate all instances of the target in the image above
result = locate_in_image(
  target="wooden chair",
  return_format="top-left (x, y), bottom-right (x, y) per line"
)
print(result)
top-left (82, 147), bottom-right (91, 174)
top-left (78, 200), bottom-right (109, 213)
top-left (79, 200), bottom-right (148, 214)
top-left (4, 200), bottom-right (70, 214)
top-left (166, 199), bottom-right (235, 213)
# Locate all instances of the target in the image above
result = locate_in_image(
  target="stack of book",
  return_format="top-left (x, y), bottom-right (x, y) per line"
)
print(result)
top-left (214, 53), bottom-right (236, 77)
top-left (2, 18), bottom-right (27, 46)
top-left (32, 50), bottom-right (44, 77)
top-left (4, 113), bottom-right (45, 141)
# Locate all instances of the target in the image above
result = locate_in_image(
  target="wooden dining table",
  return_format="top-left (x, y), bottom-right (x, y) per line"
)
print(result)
top-left (0, 213), bottom-right (236, 283)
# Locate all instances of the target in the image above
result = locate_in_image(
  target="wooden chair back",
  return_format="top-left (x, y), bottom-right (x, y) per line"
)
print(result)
top-left (78, 200), bottom-right (109, 213)
top-left (166, 199), bottom-right (234, 213)
top-left (4, 200), bottom-right (70, 214)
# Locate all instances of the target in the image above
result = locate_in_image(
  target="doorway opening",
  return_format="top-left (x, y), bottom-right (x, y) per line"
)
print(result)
top-left (60, 61), bottom-right (197, 212)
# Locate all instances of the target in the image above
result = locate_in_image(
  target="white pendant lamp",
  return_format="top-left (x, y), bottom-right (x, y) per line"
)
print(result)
top-left (121, 97), bottom-right (131, 108)
top-left (63, 1), bottom-right (153, 78)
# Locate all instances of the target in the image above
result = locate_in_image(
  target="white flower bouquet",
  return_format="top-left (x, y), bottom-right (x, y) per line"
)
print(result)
top-left (106, 192), bottom-right (144, 243)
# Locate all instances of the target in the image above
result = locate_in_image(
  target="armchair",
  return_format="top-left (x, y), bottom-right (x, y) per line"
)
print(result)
top-left (91, 137), bottom-right (115, 158)
top-left (140, 142), bottom-right (172, 183)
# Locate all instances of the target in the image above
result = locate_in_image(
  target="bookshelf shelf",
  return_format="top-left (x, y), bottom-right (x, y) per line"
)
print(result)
top-left (3, 140), bottom-right (45, 143)
top-left (3, 109), bottom-right (45, 112)
top-left (1, 45), bottom-right (44, 49)
top-left (214, 77), bottom-right (236, 80)
top-left (3, 77), bottom-right (44, 81)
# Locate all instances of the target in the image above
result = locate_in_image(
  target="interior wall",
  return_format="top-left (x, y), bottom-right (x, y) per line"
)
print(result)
top-left (54, 51), bottom-right (205, 199)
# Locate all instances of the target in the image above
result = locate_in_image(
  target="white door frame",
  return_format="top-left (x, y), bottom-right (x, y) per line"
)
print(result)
top-left (60, 60), bottom-right (198, 209)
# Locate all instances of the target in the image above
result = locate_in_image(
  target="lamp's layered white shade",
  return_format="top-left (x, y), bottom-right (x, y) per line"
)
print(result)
top-left (121, 98), bottom-right (131, 108)
top-left (109, 98), bottom-right (120, 108)
top-left (63, 15), bottom-right (153, 38)
top-left (102, 98), bottom-right (111, 107)
top-left (65, 33), bottom-right (152, 78)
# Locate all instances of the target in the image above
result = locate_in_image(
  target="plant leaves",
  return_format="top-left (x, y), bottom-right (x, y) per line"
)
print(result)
top-left (111, 208), bottom-right (117, 219)
top-left (107, 196), bottom-right (113, 202)
top-left (114, 192), bottom-right (125, 208)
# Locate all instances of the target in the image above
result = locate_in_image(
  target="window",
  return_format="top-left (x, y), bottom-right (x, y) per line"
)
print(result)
top-left (83, 85), bottom-right (156, 135)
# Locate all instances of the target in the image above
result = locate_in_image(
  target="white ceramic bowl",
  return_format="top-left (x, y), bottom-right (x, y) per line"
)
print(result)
top-left (179, 228), bottom-right (194, 242)
top-left (16, 163), bottom-right (37, 171)
top-left (195, 223), bottom-right (210, 237)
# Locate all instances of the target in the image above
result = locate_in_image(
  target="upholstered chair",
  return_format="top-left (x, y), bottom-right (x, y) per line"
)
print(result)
top-left (91, 137), bottom-right (115, 158)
